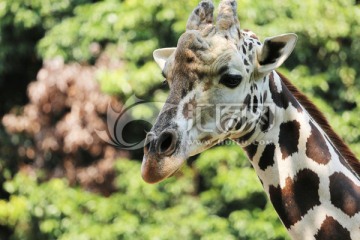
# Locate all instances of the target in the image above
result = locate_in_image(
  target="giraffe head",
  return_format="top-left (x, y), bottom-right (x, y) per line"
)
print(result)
top-left (141, 0), bottom-right (297, 183)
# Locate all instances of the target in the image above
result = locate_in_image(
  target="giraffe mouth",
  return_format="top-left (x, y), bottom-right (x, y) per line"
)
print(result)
top-left (141, 154), bottom-right (187, 184)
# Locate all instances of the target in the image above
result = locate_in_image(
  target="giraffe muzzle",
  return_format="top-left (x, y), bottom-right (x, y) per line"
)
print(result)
top-left (142, 130), bottom-right (185, 184)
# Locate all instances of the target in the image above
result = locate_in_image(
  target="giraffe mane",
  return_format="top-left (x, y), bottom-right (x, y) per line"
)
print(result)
top-left (277, 71), bottom-right (360, 176)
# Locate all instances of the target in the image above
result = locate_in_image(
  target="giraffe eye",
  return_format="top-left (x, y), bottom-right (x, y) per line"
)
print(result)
top-left (219, 74), bottom-right (243, 88)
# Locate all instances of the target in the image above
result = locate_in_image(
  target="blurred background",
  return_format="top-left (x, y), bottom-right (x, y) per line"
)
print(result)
top-left (0, 0), bottom-right (359, 239)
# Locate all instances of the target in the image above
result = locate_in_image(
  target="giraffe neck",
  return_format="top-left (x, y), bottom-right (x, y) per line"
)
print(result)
top-left (242, 71), bottom-right (360, 240)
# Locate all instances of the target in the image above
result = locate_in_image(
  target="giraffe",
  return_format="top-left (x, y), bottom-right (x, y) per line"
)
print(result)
top-left (141, 0), bottom-right (360, 239)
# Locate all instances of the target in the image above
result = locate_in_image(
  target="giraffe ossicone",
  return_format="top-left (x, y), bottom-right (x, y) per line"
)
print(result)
top-left (141, 0), bottom-right (360, 239)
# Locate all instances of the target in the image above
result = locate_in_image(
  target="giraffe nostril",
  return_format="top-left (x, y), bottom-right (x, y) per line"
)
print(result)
top-left (156, 130), bottom-right (178, 156)
top-left (160, 134), bottom-right (172, 152)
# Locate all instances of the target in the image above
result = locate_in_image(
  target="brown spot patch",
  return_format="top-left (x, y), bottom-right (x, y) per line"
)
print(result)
top-left (183, 97), bottom-right (197, 119)
top-left (242, 45), bottom-right (246, 54)
top-left (244, 142), bottom-right (258, 160)
top-left (314, 216), bottom-right (351, 240)
top-left (252, 95), bottom-right (258, 113)
top-left (258, 143), bottom-right (275, 171)
top-left (269, 72), bottom-right (289, 109)
top-left (269, 169), bottom-right (321, 228)
top-left (249, 42), bottom-right (253, 51)
top-left (329, 172), bottom-right (360, 217)
top-left (234, 117), bottom-right (246, 131)
top-left (278, 120), bottom-right (300, 160)
top-left (203, 78), bottom-right (213, 91)
top-left (243, 94), bottom-right (251, 109)
top-left (260, 107), bottom-right (274, 132)
top-left (306, 121), bottom-right (331, 165)
top-left (238, 127), bottom-right (256, 144)
top-left (268, 73), bottom-right (303, 112)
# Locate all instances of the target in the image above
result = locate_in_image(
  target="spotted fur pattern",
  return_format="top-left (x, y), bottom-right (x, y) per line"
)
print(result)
top-left (243, 72), bottom-right (360, 239)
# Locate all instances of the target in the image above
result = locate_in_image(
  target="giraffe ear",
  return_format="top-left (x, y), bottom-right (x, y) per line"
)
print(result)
top-left (257, 33), bottom-right (297, 73)
top-left (153, 48), bottom-right (176, 70)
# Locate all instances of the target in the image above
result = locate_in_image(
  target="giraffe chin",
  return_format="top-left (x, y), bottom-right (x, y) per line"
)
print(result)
top-left (141, 155), bottom-right (186, 184)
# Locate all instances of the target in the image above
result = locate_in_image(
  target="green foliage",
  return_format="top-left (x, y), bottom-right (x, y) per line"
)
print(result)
top-left (0, 155), bottom-right (289, 240)
top-left (0, 0), bottom-right (94, 113)
top-left (37, 0), bottom-right (198, 62)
